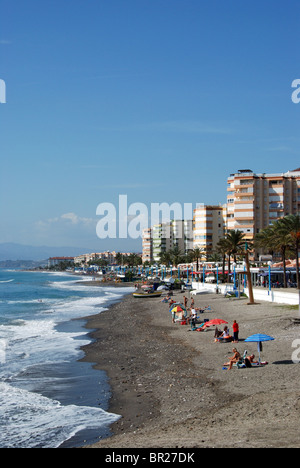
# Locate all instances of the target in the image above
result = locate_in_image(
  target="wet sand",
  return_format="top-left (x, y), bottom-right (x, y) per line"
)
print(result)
top-left (80, 287), bottom-right (300, 448)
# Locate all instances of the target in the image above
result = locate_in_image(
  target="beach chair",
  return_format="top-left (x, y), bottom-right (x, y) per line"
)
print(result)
top-left (223, 350), bottom-right (248, 370)
top-left (236, 350), bottom-right (248, 369)
top-left (190, 320), bottom-right (206, 331)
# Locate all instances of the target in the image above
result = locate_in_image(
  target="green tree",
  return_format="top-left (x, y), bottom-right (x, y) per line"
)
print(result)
top-left (115, 252), bottom-right (124, 265)
top-left (190, 247), bottom-right (204, 271)
top-left (169, 246), bottom-right (183, 267)
top-left (255, 221), bottom-right (292, 288)
top-left (225, 230), bottom-right (247, 282)
top-left (159, 251), bottom-right (172, 266)
top-left (216, 237), bottom-right (230, 282)
top-left (278, 215), bottom-right (300, 289)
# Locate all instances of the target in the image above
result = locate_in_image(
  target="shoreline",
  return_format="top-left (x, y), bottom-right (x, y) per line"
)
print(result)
top-left (80, 285), bottom-right (300, 448)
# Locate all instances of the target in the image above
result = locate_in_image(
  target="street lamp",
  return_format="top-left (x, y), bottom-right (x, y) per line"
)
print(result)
top-left (268, 261), bottom-right (272, 296)
top-left (233, 262), bottom-right (237, 290)
top-left (243, 261), bottom-right (246, 291)
top-left (215, 262), bottom-right (219, 294)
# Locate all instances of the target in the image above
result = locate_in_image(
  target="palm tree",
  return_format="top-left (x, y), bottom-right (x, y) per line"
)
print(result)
top-left (190, 247), bottom-right (204, 271)
top-left (278, 214), bottom-right (300, 289)
top-left (226, 230), bottom-right (247, 261)
top-left (169, 246), bottom-right (183, 267)
top-left (254, 226), bottom-right (276, 257)
top-left (217, 230), bottom-right (254, 302)
top-left (255, 221), bottom-right (292, 288)
top-left (216, 237), bottom-right (230, 283)
top-left (225, 230), bottom-right (247, 283)
top-left (127, 253), bottom-right (142, 267)
top-left (115, 252), bottom-right (124, 266)
top-left (159, 251), bottom-right (172, 266)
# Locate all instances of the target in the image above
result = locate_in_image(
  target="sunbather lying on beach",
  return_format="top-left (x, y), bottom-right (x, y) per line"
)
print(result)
top-left (244, 354), bottom-right (258, 367)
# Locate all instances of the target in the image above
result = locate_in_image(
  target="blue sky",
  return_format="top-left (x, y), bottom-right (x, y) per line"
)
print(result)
top-left (1, 0), bottom-right (300, 253)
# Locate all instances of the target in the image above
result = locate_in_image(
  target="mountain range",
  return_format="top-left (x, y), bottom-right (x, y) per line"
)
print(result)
top-left (0, 243), bottom-right (89, 262)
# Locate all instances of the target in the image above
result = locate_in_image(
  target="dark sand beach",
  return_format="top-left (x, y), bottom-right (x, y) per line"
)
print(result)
top-left (80, 285), bottom-right (300, 448)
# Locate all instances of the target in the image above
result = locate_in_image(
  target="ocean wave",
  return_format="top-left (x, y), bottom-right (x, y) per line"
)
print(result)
top-left (0, 319), bottom-right (91, 380)
top-left (0, 382), bottom-right (120, 448)
top-left (0, 270), bottom-right (130, 447)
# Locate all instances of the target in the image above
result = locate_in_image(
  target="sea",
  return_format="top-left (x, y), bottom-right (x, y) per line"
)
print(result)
top-left (0, 268), bottom-right (134, 448)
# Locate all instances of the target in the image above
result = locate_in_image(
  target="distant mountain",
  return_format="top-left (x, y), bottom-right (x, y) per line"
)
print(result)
top-left (0, 259), bottom-right (48, 269)
top-left (0, 243), bottom-right (89, 261)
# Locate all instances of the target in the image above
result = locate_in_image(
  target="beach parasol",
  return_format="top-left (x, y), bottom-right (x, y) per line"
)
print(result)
top-left (244, 333), bottom-right (275, 365)
top-left (171, 306), bottom-right (184, 313)
top-left (171, 304), bottom-right (187, 319)
top-left (169, 301), bottom-right (182, 310)
top-left (205, 319), bottom-right (228, 327)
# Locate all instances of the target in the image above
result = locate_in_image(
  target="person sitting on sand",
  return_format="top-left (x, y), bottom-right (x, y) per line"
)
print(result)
top-left (214, 326), bottom-right (222, 339)
top-left (224, 348), bottom-right (241, 370)
top-left (215, 326), bottom-right (233, 342)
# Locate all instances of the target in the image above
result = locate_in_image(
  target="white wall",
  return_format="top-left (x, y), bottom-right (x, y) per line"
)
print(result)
top-left (192, 281), bottom-right (299, 305)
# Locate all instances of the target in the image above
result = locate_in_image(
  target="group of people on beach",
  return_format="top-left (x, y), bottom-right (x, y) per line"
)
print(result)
top-left (166, 294), bottom-right (242, 347)
top-left (162, 292), bottom-right (263, 371)
top-left (224, 348), bottom-right (258, 370)
top-left (214, 320), bottom-right (239, 343)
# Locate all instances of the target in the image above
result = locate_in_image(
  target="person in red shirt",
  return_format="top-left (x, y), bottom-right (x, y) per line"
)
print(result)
top-left (233, 320), bottom-right (239, 343)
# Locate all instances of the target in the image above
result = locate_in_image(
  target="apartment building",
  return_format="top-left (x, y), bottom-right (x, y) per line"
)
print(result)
top-left (142, 228), bottom-right (152, 263)
top-left (150, 220), bottom-right (193, 263)
top-left (227, 168), bottom-right (300, 242)
top-left (193, 204), bottom-right (225, 258)
top-left (173, 219), bottom-right (193, 254)
top-left (48, 257), bottom-right (74, 268)
top-left (74, 251), bottom-right (124, 265)
top-left (152, 223), bottom-right (172, 263)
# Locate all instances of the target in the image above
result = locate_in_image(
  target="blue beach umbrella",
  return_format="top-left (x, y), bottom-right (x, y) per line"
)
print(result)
top-left (244, 334), bottom-right (275, 365)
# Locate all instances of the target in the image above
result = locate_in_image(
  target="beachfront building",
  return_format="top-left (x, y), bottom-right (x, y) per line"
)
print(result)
top-left (152, 223), bottom-right (172, 263)
top-left (227, 169), bottom-right (300, 248)
top-left (174, 219), bottom-right (193, 255)
top-left (142, 228), bottom-right (152, 264)
top-left (74, 252), bottom-right (115, 265)
top-left (74, 251), bottom-right (139, 266)
top-left (193, 204), bottom-right (225, 259)
top-left (150, 220), bottom-right (193, 263)
top-left (48, 257), bottom-right (74, 268)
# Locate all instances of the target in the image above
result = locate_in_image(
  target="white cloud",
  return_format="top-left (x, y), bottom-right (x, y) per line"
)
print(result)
top-left (98, 120), bottom-right (234, 135)
top-left (60, 212), bottom-right (95, 225)
top-left (36, 212), bottom-right (95, 230)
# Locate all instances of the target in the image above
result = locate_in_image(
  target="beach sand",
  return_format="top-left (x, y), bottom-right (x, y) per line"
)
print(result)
top-left (80, 286), bottom-right (300, 448)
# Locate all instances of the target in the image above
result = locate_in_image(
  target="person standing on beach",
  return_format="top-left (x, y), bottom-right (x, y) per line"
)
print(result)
top-left (233, 320), bottom-right (239, 343)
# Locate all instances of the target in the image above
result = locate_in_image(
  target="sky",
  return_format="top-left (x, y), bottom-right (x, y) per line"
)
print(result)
top-left (1, 0), bottom-right (300, 253)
